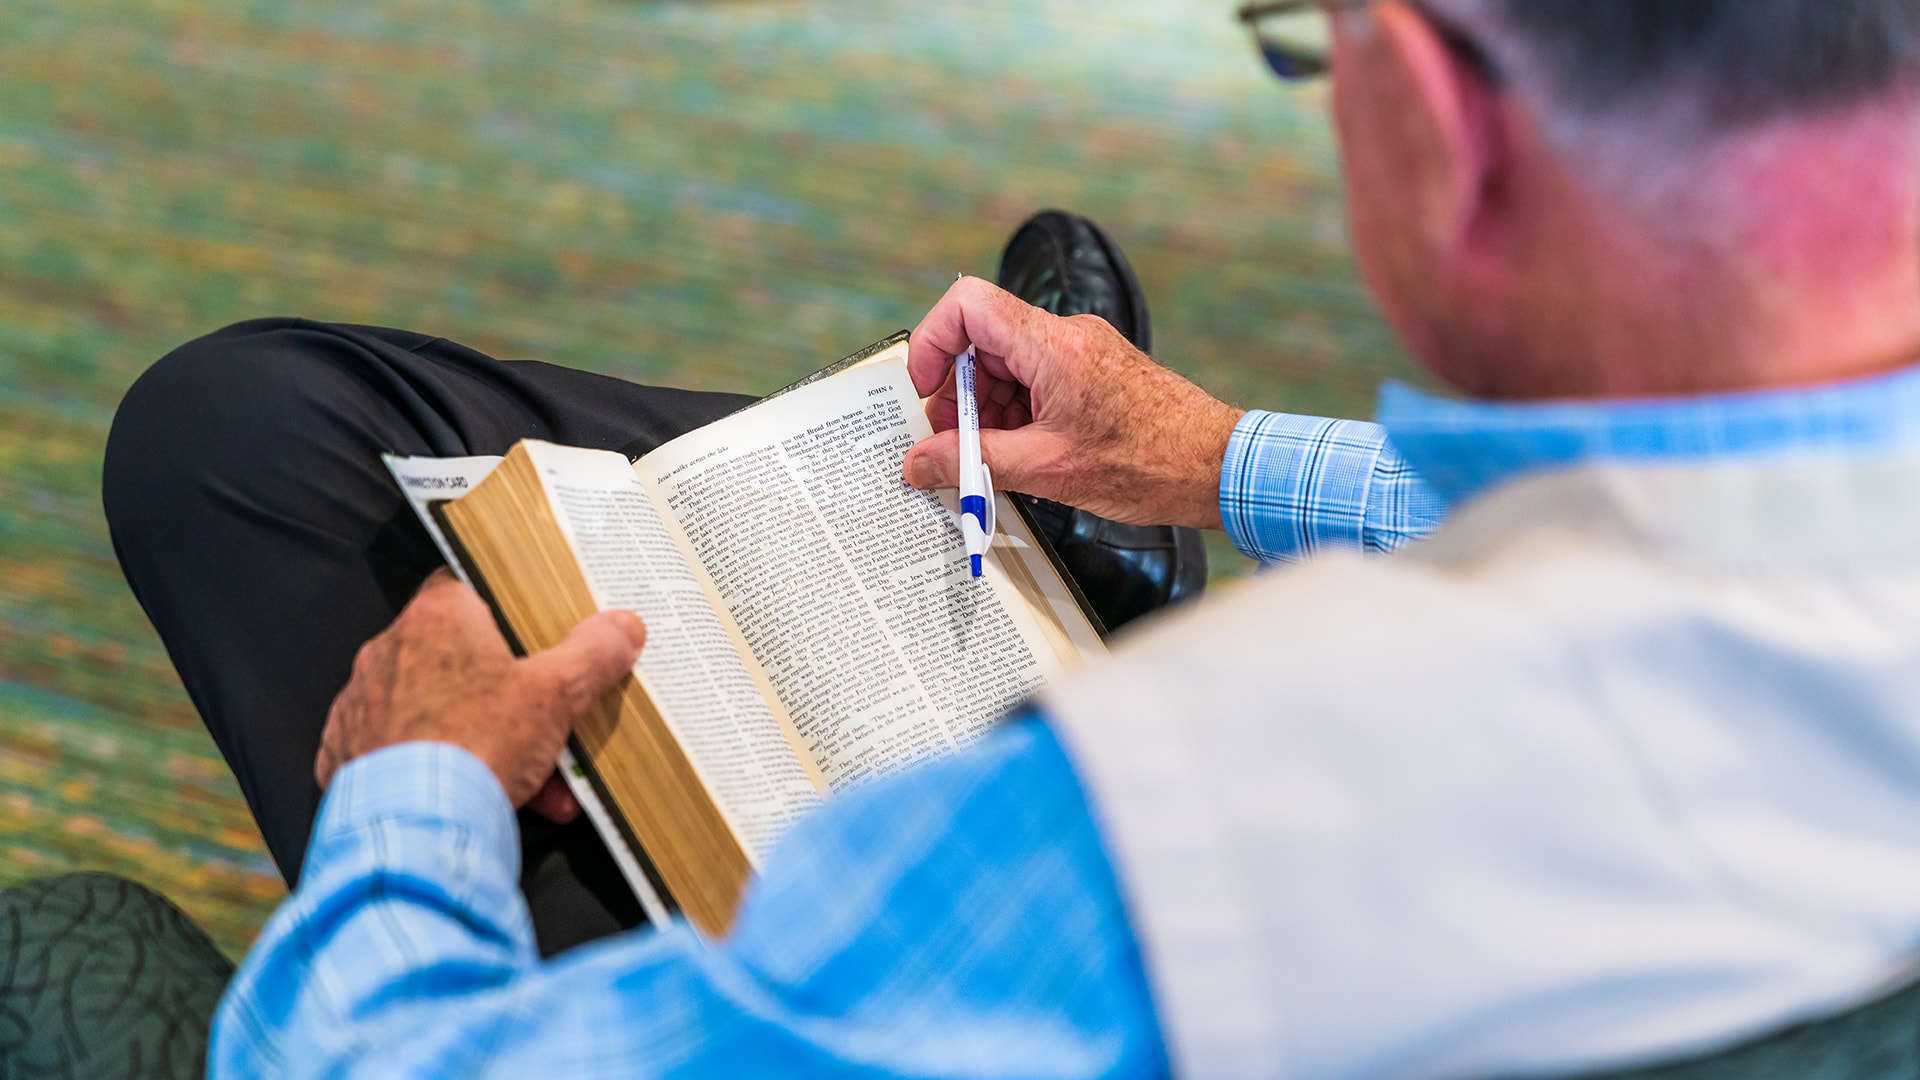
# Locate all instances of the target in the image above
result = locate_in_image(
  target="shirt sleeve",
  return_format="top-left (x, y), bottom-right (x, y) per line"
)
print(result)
top-left (210, 724), bottom-right (1166, 1079)
top-left (1219, 409), bottom-right (1450, 565)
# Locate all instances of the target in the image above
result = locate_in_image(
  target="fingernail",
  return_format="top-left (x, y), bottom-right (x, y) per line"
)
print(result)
top-left (611, 611), bottom-right (647, 649)
top-left (906, 455), bottom-right (946, 489)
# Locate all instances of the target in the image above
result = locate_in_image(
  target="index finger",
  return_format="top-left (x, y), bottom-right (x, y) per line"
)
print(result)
top-left (411, 566), bottom-right (466, 604)
top-left (906, 276), bottom-right (1039, 398)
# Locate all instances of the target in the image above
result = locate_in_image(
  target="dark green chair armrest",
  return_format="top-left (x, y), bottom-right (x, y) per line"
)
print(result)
top-left (1553, 977), bottom-right (1920, 1080)
top-left (0, 872), bottom-right (234, 1080)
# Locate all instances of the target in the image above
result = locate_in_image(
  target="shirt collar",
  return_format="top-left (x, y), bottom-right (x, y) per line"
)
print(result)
top-left (1375, 363), bottom-right (1920, 504)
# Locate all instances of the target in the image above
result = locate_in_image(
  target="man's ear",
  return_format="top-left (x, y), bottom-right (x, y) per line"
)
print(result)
top-left (1340, 1), bottom-right (1506, 254)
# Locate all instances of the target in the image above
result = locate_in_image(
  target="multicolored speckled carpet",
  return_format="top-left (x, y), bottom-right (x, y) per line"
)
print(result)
top-left (0, 0), bottom-right (1420, 958)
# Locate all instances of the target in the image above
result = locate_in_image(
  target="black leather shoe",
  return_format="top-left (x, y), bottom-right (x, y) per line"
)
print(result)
top-left (998, 209), bottom-right (1153, 352)
top-left (997, 210), bottom-right (1208, 634)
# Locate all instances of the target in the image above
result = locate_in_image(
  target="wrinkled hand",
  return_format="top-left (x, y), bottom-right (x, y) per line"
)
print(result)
top-left (901, 276), bottom-right (1246, 529)
top-left (316, 570), bottom-right (648, 818)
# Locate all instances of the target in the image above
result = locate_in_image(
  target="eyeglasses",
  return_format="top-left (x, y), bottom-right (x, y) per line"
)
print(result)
top-left (1235, 0), bottom-right (1503, 86)
top-left (1235, 0), bottom-right (1357, 81)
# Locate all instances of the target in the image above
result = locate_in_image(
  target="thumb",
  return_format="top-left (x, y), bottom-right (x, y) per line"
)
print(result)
top-left (903, 429), bottom-right (960, 489)
top-left (524, 609), bottom-right (648, 714)
top-left (904, 426), bottom-right (1069, 500)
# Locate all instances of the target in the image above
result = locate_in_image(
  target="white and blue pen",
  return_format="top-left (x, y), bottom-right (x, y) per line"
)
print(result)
top-left (954, 276), bottom-right (995, 577)
top-left (957, 344), bottom-right (993, 577)
top-left (956, 343), bottom-right (990, 580)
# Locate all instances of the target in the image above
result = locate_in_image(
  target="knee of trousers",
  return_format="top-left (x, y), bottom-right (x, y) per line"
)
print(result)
top-left (103, 317), bottom-right (370, 551)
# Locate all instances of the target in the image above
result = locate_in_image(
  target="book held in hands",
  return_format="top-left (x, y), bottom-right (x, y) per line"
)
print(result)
top-left (386, 335), bottom-right (1105, 936)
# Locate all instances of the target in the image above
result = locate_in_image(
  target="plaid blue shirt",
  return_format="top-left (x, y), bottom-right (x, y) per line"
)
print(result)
top-left (1220, 371), bottom-right (1920, 565)
top-left (216, 364), bottom-right (1920, 1078)
top-left (213, 722), bottom-right (1169, 1079)
top-left (1219, 408), bottom-right (1449, 564)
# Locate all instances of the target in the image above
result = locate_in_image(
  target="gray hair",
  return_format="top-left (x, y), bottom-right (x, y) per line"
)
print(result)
top-left (1431, 0), bottom-right (1920, 129)
top-left (1417, 0), bottom-right (1920, 212)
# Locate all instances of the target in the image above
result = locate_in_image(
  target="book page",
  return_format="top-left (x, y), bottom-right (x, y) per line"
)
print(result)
top-left (815, 341), bottom-right (1107, 662)
top-left (383, 453), bottom-right (670, 924)
top-left (514, 444), bottom-right (825, 863)
top-left (636, 357), bottom-right (1080, 789)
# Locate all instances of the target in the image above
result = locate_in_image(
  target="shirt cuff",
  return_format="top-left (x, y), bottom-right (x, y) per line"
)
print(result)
top-left (1218, 410), bottom-right (1391, 564)
top-left (305, 742), bottom-right (523, 888)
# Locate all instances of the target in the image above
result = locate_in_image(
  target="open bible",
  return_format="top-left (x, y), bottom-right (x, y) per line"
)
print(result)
top-left (386, 335), bottom-right (1105, 936)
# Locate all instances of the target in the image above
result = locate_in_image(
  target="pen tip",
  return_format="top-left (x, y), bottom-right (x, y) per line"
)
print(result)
top-left (970, 555), bottom-right (983, 578)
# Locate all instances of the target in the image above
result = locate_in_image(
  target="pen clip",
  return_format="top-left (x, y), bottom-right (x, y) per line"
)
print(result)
top-left (980, 463), bottom-right (996, 539)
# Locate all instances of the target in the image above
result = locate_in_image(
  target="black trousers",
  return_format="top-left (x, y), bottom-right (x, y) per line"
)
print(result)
top-left (102, 319), bottom-right (755, 955)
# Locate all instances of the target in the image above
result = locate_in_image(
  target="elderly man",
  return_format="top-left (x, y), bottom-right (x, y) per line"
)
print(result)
top-left (102, 0), bottom-right (1920, 1076)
